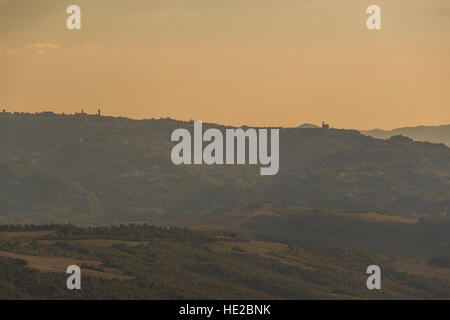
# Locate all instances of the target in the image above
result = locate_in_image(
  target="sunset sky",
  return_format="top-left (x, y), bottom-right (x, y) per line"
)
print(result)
top-left (0, 0), bottom-right (449, 130)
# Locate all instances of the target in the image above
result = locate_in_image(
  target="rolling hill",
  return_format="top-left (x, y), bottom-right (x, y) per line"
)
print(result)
top-left (0, 112), bottom-right (449, 224)
top-left (1, 113), bottom-right (450, 299)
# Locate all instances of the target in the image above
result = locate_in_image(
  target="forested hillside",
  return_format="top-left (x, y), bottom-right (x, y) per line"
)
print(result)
top-left (1, 112), bottom-right (449, 224)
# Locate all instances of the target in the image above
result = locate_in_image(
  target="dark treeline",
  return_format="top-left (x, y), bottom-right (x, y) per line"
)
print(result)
top-left (0, 224), bottom-right (59, 232)
top-left (0, 223), bottom-right (220, 244)
top-left (52, 224), bottom-right (217, 244)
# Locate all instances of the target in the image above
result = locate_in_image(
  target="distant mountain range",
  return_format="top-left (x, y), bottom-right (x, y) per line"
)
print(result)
top-left (362, 125), bottom-right (450, 147)
top-left (298, 123), bottom-right (450, 147)
top-left (297, 123), bottom-right (320, 129)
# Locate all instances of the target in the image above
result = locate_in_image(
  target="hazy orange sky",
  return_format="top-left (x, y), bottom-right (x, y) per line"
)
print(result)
top-left (0, 0), bottom-right (449, 130)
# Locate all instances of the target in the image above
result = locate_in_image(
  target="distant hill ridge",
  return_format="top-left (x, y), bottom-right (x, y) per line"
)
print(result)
top-left (298, 123), bottom-right (319, 129)
top-left (361, 125), bottom-right (450, 147)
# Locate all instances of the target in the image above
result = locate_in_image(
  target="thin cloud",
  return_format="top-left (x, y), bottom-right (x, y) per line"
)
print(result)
top-left (0, 43), bottom-right (59, 56)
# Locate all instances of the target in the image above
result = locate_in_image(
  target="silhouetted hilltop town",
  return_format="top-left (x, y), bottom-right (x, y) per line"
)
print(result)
top-left (297, 122), bottom-right (331, 130)
top-left (1, 109), bottom-right (336, 131)
top-left (0, 108), bottom-right (103, 119)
